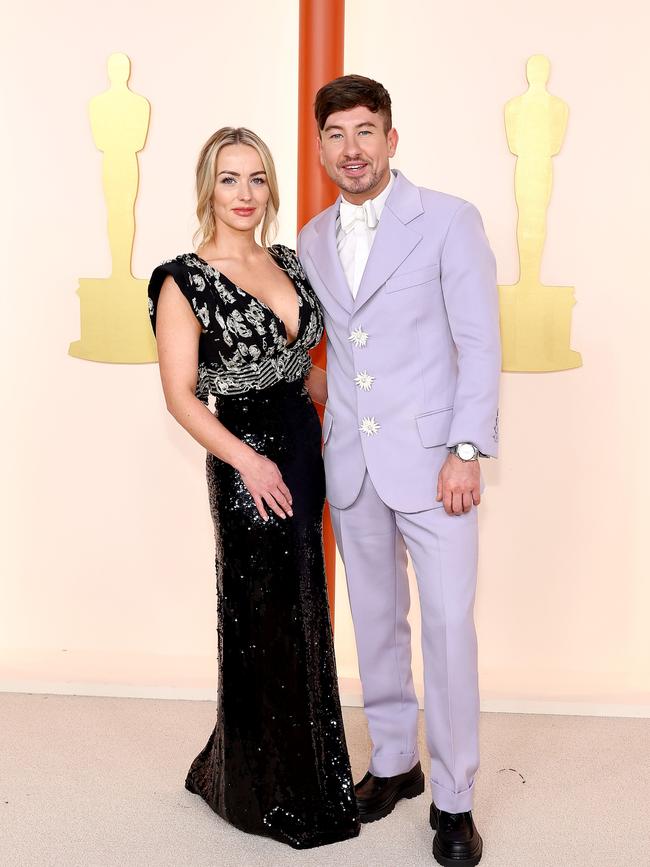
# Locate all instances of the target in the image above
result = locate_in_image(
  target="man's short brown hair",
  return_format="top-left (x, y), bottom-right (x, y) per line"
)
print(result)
top-left (314, 75), bottom-right (392, 134)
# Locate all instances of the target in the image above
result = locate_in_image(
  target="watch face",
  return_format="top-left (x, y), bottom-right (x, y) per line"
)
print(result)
top-left (457, 443), bottom-right (476, 460)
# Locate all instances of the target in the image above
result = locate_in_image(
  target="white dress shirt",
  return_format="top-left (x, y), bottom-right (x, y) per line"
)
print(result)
top-left (336, 170), bottom-right (395, 299)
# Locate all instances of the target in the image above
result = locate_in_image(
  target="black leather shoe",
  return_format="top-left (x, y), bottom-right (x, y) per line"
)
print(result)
top-left (430, 801), bottom-right (483, 866)
top-left (354, 761), bottom-right (425, 823)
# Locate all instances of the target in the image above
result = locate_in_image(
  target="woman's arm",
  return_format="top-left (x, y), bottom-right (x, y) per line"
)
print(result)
top-left (305, 365), bottom-right (327, 406)
top-left (155, 276), bottom-right (292, 521)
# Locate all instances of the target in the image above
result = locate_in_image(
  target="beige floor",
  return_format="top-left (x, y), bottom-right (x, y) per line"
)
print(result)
top-left (1, 693), bottom-right (648, 867)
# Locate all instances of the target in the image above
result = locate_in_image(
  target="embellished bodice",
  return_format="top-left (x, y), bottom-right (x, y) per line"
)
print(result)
top-left (148, 244), bottom-right (324, 401)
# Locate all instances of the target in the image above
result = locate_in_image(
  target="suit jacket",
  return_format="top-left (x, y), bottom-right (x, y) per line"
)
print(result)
top-left (297, 170), bottom-right (501, 513)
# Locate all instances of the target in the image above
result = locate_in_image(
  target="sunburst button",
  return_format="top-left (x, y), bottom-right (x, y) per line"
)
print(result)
top-left (354, 371), bottom-right (375, 392)
top-left (359, 417), bottom-right (380, 436)
top-left (348, 327), bottom-right (368, 348)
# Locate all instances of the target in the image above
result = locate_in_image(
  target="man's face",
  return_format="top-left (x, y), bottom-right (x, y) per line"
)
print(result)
top-left (317, 105), bottom-right (398, 203)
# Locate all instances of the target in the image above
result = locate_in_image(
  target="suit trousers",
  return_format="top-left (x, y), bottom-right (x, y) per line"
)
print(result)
top-left (329, 471), bottom-right (480, 814)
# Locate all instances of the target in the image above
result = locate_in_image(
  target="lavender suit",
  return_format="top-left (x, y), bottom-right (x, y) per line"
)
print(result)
top-left (297, 170), bottom-right (501, 813)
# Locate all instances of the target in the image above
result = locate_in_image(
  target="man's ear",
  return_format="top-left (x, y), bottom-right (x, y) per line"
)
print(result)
top-left (387, 128), bottom-right (399, 158)
top-left (316, 134), bottom-right (325, 165)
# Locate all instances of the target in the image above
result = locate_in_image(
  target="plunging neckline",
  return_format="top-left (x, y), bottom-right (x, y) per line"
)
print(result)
top-left (191, 249), bottom-right (302, 348)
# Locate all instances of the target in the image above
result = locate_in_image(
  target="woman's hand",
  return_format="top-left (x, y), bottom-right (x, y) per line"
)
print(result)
top-left (236, 448), bottom-right (293, 522)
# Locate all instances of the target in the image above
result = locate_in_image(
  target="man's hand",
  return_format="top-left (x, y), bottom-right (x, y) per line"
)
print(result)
top-left (436, 453), bottom-right (481, 516)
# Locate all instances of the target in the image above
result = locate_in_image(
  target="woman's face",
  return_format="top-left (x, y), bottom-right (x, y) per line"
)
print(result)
top-left (212, 144), bottom-right (270, 233)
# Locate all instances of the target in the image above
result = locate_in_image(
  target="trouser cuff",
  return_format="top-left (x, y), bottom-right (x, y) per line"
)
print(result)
top-left (369, 750), bottom-right (419, 778)
top-left (431, 778), bottom-right (475, 813)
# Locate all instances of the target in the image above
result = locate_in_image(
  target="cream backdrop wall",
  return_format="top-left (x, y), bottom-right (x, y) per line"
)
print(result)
top-left (1, 0), bottom-right (649, 714)
top-left (1, 0), bottom-right (300, 697)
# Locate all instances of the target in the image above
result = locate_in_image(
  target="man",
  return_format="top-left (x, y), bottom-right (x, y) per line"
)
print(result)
top-left (297, 75), bottom-right (501, 866)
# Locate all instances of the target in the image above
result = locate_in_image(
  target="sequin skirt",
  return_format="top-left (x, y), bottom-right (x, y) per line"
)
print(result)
top-left (184, 378), bottom-right (360, 849)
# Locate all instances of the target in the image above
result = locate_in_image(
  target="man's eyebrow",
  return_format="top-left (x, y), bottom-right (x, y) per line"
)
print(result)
top-left (323, 121), bottom-right (377, 132)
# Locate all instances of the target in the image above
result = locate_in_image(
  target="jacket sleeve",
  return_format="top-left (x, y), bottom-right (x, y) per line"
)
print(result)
top-left (296, 226), bottom-right (306, 263)
top-left (441, 202), bottom-right (501, 457)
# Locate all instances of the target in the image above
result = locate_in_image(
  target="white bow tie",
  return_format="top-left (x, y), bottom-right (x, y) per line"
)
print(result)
top-left (339, 197), bottom-right (379, 233)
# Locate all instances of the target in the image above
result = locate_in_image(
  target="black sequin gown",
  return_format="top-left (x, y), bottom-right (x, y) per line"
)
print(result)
top-left (148, 246), bottom-right (359, 849)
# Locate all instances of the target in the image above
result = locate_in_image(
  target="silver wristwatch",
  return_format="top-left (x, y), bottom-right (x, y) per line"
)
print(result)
top-left (450, 442), bottom-right (480, 462)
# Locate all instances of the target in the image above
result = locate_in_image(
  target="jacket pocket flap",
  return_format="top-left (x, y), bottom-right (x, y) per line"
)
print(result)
top-left (386, 264), bottom-right (440, 293)
top-left (322, 408), bottom-right (333, 443)
top-left (415, 406), bottom-right (453, 448)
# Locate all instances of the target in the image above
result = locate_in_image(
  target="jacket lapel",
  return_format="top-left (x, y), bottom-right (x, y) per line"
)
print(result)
top-left (305, 200), bottom-right (353, 314)
top-left (352, 171), bottom-right (424, 313)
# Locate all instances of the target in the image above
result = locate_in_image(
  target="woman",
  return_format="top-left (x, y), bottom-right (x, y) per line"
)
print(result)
top-left (147, 127), bottom-right (359, 849)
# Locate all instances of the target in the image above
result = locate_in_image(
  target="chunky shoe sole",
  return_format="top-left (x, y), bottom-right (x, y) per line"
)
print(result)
top-left (430, 804), bottom-right (483, 866)
top-left (358, 771), bottom-right (425, 824)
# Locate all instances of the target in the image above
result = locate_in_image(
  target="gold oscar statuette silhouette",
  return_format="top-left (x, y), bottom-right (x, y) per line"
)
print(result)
top-left (69, 52), bottom-right (157, 363)
top-left (499, 55), bottom-right (582, 372)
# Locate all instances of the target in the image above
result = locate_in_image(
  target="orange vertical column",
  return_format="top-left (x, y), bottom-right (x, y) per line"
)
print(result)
top-left (297, 0), bottom-right (345, 622)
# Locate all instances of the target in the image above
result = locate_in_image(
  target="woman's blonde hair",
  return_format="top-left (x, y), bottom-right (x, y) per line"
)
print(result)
top-left (193, 127), bottom-right (279, 250)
